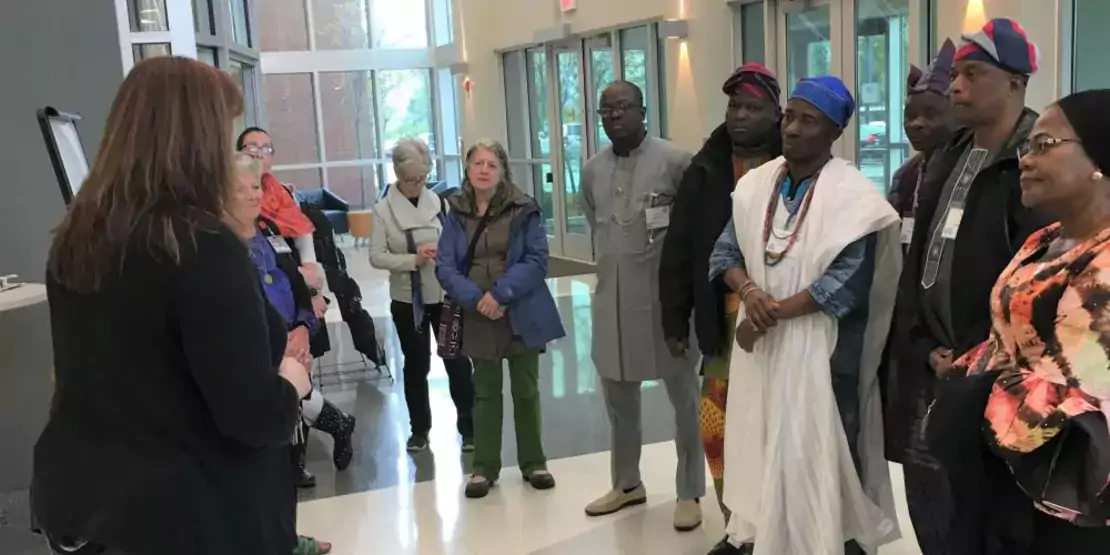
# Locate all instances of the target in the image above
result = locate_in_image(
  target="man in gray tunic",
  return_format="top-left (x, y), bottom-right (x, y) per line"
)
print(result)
top-left (582, 81), bottom-right (705, 531)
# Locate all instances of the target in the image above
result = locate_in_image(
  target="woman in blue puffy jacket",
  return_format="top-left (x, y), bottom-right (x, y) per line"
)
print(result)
top-left (436, 139), bottom-right (565, 499)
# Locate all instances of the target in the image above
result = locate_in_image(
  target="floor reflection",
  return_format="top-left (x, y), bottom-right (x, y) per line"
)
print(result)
top-left (299, 250), bottom-right (677, 502)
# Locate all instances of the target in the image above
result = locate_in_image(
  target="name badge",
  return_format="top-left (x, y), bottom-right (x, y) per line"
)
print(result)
top-left (267, 235), bottom-right (293, 254)
top-left (941, 208), bottom-right (964, 240)
top-left (901, 217), bottom-right (915, 245)
top-left (645, 206), bottom-right (671, 230)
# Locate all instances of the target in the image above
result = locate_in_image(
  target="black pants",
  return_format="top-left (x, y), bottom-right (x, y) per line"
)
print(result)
top-left (391, 301), bottom-right (474, 438)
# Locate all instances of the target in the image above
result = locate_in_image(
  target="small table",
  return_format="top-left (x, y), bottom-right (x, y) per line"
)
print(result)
top-left (347, 210), bottom-right (373, 247)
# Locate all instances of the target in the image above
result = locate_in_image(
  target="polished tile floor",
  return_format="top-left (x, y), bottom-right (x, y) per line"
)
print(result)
top-left (3, 244), bottom-right (928, 554)
top-left (294, 247), bottom-right (927, 554)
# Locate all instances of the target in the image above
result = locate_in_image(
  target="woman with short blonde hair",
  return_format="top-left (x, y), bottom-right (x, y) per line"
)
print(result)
top-left (370, 136), bottom-right (475, 453)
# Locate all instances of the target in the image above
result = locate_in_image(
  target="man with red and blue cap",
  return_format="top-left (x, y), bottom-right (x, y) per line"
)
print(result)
top-left (659, 63), bottom-right (782, 542)
top-left (889, 17), bottom-right (1053, 554)
top-left (712, 74), bottom-right (902, 555)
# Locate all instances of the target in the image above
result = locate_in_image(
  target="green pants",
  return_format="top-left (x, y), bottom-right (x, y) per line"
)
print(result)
top-left (471, 353), bottom-right (547, 481)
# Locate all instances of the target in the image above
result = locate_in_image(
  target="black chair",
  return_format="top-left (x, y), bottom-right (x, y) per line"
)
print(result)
top-left (294, 188), bottom-right (350, 234)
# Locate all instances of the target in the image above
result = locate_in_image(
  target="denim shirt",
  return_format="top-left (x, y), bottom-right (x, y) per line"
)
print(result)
top-left (708, 223), bottom-right (873, 319)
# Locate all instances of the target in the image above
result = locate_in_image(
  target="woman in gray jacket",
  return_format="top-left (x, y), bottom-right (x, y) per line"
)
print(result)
top-left (369, 138), bottom-right (474, 452)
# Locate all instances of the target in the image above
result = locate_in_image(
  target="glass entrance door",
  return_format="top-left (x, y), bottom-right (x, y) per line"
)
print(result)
top-left (586, 36), bottom-right (616, 154)
top-left (781, 2), bottom-right (833, 91)
top-left (553, 43), bottom-right (593, 261)
top-left (856, 0), bottom-right (912, 191)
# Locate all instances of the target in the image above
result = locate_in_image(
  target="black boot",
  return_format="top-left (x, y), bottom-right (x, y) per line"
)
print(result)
top-left (312, 400), bottom-right (356, 471)
top-left (290, 432), bottom-right (316, 489)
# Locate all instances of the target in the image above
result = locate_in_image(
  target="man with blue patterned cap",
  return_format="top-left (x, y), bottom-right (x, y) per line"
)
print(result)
top-left (709, 75), bottom-right (901, 555)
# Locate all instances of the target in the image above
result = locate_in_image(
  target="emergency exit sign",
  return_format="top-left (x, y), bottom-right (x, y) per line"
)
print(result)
top-left (561, 0), bottom-right (576, 13)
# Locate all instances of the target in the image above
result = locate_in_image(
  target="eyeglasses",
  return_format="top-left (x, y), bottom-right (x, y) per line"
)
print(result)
top-left (243, 144), bottom-right (275, 156)
top-left (597, 103), bottom-right (642, 118)
top-left (1017, 135), bottom-right (1077, 158)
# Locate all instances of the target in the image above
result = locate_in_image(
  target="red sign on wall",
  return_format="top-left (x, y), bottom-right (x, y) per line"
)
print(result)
top-left (560, 0), bottom-right (576, 13)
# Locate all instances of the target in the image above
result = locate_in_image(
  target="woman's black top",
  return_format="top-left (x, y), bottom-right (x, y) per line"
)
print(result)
top-left (32, 216), bottom-right (300, 555)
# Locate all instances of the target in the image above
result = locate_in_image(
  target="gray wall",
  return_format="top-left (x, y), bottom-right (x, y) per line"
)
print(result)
top-left (0, 0), bottom-right (123, 493)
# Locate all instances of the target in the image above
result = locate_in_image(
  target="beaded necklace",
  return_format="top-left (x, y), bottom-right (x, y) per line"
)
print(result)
top-left (762, 166), bottom-right (821, 267)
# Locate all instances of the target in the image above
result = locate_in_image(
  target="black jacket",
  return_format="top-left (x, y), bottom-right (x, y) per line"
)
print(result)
top-left (660, 124), bottom-right (780, 357)
top-left (34, 217), bottom-right (300, 555)
top-left (884, 108), bottom-right (1052, 463)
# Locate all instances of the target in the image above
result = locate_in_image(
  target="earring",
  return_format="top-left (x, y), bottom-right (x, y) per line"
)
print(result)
top-left (1095, 171), bottom-right (1105, 181)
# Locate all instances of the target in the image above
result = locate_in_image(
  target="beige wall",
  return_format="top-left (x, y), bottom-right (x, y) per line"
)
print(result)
top-left (455, 0), bottom-right (1065, 153)
top-left (456, 0), bottom-right (736, 153)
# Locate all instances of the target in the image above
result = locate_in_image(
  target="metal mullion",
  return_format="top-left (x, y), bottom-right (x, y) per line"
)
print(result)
top-left (836, 0), bottom-right (856, 162)
top-left (1058, 0), bottom-right (1075, 97)
top-left (582, 39), bottom-right (598, 157)
top-left (318, 159), bottom-right (391, 168)
top-left (365, 0), bottom-right (376, 49)
top-left (545, 43), bottom-right (565, 255)
top-left (304, 0), bottom-right (317, 51)
top-left (274, 163), bottom-right (326, 171)
top-left (645, 24), bottom-right (662, 139)
top-left (612, 30), bottom-right (624, 85)
top-left (371, 69), bottom-right (388, 194)
top-left (130, 31), bottom-right (174, 44)
top-left (244, 0), bottom-right (259, 50)
top-left (424, 0), bottom-right (436, 48)
top-left (227, 42), bottom-right (259, 59)
top-left (209, 0), bottom-right (232, 70)
top-left (430, 68), bottom-right (444, 158)
top-left (195, 34), bottom-right (222, 47)
top-left (311, 72), bottom-right (329, 190)
top-left (518, 53), bottom-right (535, 160)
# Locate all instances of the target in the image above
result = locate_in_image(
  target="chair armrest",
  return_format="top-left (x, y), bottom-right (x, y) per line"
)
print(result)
top-left (322, 189), bottom-right (350, 212)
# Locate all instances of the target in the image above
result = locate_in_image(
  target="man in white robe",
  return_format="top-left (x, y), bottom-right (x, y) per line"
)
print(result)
top-left (711, 76), bottom-right (902, 555)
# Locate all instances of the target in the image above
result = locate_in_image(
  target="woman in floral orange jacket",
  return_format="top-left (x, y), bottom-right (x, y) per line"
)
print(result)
top-left (938, 90), bottom-right (1110, 554)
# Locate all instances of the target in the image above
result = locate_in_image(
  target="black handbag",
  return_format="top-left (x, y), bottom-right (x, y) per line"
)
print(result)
top-left (926, 369), bottom-right (1110, 528)
top-left (1003, 411), bottom-right (1110, 527)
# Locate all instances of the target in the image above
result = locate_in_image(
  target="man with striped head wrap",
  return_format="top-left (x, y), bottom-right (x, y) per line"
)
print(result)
top-left (660, 62), bottom-right (783, 553)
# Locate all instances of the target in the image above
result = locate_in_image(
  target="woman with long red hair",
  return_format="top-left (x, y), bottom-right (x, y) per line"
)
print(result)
top-left (34, 57), bottom-right (310, 555)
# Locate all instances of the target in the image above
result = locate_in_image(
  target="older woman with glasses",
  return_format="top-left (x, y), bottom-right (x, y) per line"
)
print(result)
top-left (931, 90), bottom-right (1110, 553)
top-left (369, 138), bottom-right (474, 453)
top-left (436, 139), bottom-right (565, 499)
top-left (237, 127), bottom-right (324, 292)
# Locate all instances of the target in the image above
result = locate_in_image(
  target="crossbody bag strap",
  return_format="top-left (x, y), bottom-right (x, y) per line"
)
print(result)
top-left (462, 209), bottom-right (493, 274)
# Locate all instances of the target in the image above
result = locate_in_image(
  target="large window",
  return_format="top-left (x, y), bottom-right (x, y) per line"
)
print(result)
top-left (313, 0), bottom-right (371, 50)
top-left (1072, 0), bottom-right (1110, 92)
top-left (259, 0), bottom-right (309, 51)
top-left (371, 0), bottom-right (428, 48)
top-left (263, 73), bottom-right (320, 165)
top-left (733, 1), bottom-right (766, 65)
top-left (129, 0), bottom-right (169, 32)
top-left (117, 0), bottom-right (263, 130)
top-left (501, 23), bottom-right (666, 261)
top-left (257, 0), bottom-right (462, 207)
top-left (856, 0), bottom-right (911, 191)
